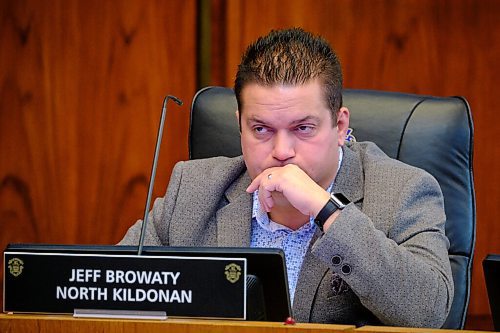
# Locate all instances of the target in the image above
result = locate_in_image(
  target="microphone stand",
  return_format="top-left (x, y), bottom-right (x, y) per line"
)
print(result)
top-left (137, 95), bottom-right (183, 255)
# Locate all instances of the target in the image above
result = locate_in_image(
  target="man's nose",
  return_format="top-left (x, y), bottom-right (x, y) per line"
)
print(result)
top-left (272, 131), bottom-right (295, 161)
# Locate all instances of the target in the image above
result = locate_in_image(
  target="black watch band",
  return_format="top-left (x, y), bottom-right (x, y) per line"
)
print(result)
top-left (314, 193), bottom-right (350, 232)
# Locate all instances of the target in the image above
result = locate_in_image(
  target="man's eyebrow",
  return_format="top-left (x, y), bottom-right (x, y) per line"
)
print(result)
top-left (289, 115), bottom-right (321, 125)
top-left (246, 115), bottom-right (321, 126)
top-left (246, 115), bottom-right (266, 124)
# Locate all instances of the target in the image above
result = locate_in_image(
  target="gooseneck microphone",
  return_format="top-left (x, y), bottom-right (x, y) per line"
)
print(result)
top-left (137, 95), bottom-right (183, 255)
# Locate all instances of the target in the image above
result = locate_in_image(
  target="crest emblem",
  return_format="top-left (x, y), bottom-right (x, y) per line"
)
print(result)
top-left (224, 263), bottom-right (241, 283)
top-left (8, 258), bottom-right (24, 277)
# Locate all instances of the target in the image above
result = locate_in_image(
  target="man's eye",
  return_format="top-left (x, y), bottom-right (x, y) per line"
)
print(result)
top-left (254, 126), bottom-right (269, 134)
top-left (296, 125), bottom-right (314, 134)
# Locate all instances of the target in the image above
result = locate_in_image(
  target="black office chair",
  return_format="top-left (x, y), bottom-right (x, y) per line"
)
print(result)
top-left (189, 86), bottom-right (476, 329)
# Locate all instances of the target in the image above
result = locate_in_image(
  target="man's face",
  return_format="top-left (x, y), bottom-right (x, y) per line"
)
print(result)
top-left (239, 80), bottom-right (349, 190)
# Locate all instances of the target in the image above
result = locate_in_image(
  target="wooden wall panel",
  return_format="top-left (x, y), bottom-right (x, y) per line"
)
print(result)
top-left (1, 0), bottom-right (499, 327)
top-left (210, 0), bottom-right (500, 326)
top-left (0, 0), bottom-right (197, 298)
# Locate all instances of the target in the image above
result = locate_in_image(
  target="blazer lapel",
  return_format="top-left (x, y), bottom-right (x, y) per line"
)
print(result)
top-left (294, 145), bottom-right (365, 321)
top-left (216, 171), bottom-right (253, 247)
top-left (292, 229), bottom-right (329, 321)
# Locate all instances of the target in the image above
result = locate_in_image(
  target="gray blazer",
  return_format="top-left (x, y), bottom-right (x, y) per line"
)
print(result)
top-left (119, 142), bottom-right (453, 328)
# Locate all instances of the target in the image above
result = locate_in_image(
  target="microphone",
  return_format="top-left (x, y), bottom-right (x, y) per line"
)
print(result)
top-left (137, 95), bottom-right (183, 255)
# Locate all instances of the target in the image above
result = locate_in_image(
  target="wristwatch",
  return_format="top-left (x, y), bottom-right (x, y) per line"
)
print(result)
top-left (314, 193), bottom-right (350, 232)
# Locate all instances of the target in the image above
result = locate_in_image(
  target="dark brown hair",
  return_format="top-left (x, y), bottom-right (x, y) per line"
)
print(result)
top-left (234, 28), bottom-right (343, 125)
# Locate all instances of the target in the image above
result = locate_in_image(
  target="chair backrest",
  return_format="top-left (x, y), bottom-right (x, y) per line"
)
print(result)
top-left (189, 86), bottom-right (476, 329)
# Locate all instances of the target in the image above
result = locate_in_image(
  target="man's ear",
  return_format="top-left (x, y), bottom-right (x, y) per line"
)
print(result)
top-left (235, 110), bottom-right (242, 132)
top-left (336, 106), bottom-right (350, 146)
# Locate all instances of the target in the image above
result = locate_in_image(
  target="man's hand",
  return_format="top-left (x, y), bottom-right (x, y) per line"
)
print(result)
top-left (246, 164), bottom-right (330, 218)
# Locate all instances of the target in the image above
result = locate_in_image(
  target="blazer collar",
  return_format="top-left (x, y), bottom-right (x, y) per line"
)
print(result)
top-left (332, 144), bottom-right (364, 205)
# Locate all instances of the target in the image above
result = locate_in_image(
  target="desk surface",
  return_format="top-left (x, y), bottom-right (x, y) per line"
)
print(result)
top-left (0, 314), bottom-right (494, 333)
top-left (0, 314), bottom-right (353, 333)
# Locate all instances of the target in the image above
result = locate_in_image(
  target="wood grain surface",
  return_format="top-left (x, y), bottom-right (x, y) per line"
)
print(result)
top-left (0, 0), bottom-right (196, 300)
top-left (0, 314), bottom-right (354, 333)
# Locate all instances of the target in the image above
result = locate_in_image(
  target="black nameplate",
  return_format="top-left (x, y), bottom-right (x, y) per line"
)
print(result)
top-left (4, 251), bottom-right (247, 319)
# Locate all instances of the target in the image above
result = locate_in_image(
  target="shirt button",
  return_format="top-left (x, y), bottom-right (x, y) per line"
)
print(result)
top-left (341, 264), bottom-right (352, 275)
top-left (331, 255), bottom-right (342, 266)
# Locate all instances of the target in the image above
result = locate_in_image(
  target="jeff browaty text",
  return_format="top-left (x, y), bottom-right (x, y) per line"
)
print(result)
top-left (55, 268), bottom-right (192, 303)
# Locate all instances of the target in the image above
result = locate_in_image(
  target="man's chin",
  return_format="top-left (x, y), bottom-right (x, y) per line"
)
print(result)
top-left (271, 192), bottom-right (292, 207)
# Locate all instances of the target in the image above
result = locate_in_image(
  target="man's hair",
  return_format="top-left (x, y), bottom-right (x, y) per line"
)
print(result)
top-left (234, 28), bottom-right (343, 124)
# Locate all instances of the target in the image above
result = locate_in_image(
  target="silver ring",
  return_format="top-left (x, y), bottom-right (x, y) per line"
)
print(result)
top-left (267, 173), bottom-right (272, 180)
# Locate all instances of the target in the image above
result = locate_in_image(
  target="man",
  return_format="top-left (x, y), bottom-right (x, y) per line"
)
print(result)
top-left (120, 28), bottom-right (453, 327)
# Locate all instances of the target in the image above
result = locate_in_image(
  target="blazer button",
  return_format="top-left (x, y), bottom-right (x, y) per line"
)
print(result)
top-left (331, 255), bottom-right (342, 266)
top-left (341, 264), bottom-right (352, 275)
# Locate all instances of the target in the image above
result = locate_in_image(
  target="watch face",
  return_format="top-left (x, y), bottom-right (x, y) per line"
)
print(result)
top-left (331, 193), bottom-right (350, 208)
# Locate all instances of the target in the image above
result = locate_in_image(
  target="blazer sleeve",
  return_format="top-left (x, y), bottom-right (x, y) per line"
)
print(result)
top-left (118, 161), bottom-right (186, 246)
top-left (311, 170), bottom-right (453, 328)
